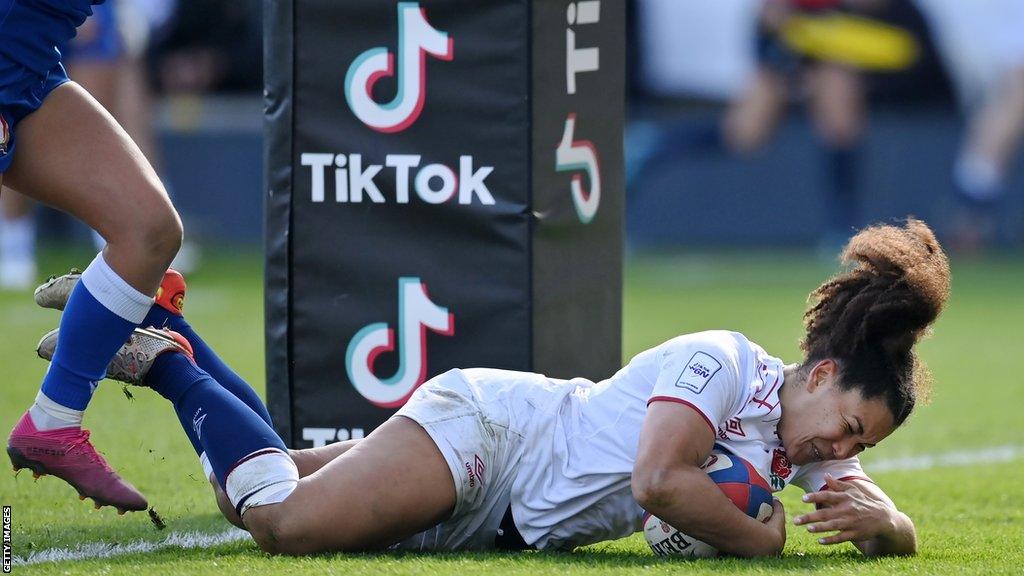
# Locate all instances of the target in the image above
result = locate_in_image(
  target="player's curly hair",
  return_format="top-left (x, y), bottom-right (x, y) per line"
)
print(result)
top-left (801, 219), bottom-right (950, 426)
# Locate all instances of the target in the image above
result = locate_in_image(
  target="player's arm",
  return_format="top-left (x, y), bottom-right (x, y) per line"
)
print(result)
top-left (632, 401), bottom-right (786, 558)
top-left (795, 475), bottom-right (916, 556)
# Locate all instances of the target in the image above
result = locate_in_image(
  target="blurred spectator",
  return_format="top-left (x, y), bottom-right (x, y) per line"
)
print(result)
top-left (147, 0), bottom-right (261, 95)
top-left (917, 0), bottom-right (1024, 250)
top-left (628, 0), bottom-right (942, 251)
top-left (724, 0), bottom-right (930, 249)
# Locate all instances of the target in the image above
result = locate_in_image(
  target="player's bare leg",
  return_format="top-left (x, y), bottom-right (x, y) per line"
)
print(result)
top-left (4, 81), bottom-right (181, 292)
top-left (5, 81), bottom-right (181, 512)
top-left (242, 417), bottom-right (455, 554)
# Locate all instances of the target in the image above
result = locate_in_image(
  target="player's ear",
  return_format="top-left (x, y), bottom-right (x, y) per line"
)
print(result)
top-left (807, 359), bottom-right (838, 392)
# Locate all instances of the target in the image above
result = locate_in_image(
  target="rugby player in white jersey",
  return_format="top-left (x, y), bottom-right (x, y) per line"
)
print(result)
top-left (34, 219), bottom-right (947, 557)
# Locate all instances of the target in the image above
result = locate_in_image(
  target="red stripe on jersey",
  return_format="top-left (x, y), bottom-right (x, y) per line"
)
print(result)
top-left (648, 396), bottom-right (716, 434)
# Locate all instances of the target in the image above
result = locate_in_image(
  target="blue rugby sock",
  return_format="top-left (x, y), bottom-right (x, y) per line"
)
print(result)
top-left (143, 306), bottom-right (273, 427)
top-left (145, 352), bottom-right (287, 487)
top-left (40, 254), bottom-right (152, 412)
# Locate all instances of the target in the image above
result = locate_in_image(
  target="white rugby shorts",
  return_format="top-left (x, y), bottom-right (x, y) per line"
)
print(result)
top-left (391, 368), bottom-right (529, 550)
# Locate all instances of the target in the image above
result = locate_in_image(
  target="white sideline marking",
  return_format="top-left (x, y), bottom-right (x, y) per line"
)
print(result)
top-left (866, 445), bottom-right (1024, 474)
top-left (13, 445), bottom-right (1024, 565)
top-left (13, 527), bottom-right (250, 566)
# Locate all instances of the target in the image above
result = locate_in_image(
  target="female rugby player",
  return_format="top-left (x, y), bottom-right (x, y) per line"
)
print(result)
top-left (3, 0), bottom-right (182, 513)
top-left (36, 219), bottom-right (947, 557)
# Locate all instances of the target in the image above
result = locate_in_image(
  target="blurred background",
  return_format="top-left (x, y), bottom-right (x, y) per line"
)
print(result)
top-left (1, 0), bottom-right (1023, 285)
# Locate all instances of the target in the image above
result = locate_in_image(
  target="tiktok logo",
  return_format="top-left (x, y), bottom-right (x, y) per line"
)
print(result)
top-left (345, 277), bottom-right (455, 407)
top-left (558, 1), bottom-right (603, 224)
top-left (344, 2), bottom-right (454, 133)
top-left (555, 113), bottom-right (601, 224)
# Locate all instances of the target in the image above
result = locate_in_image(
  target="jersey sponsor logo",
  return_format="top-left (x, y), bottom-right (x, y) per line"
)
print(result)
top-left (346, 277), bottom-right (455, 408)
top-left (465, 454), bottom-right (485, 489)
top-left (344, 2), bottom-right (453, 133)
top-left (770, 448), bottom-right (793, 490)
top-left (720, 414), bottom-right (745, 432)
top-left (674, 351), bottom-right (723, 394)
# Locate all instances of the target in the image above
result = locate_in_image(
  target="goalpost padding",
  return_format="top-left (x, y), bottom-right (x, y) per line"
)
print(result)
top-left (264, 0), bottom-right (624, 446)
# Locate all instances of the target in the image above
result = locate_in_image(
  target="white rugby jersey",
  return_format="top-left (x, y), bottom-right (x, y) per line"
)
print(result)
top-left (507, 330), bottom-right (871, 551)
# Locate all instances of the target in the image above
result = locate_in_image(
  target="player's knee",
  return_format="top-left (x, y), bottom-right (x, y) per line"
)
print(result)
top-left (133, 204), bottom-right (183, 262)
top-left (213, 483), bottom-right (246, 530)
top-left (246, 510), bottom-right (317, 555)
top-left (150, 208), bottom-right (183, 257)
top-left (103, 192), bottom-right (182, 263)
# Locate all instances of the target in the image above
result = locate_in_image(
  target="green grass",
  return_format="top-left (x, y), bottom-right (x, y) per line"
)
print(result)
top-left (2, 249), bottom-right (1023, 575)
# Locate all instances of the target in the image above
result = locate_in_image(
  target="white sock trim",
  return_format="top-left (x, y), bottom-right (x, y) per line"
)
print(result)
top-left (80, 252), bottom-right (154, 324)
top-left (199, 452), bottom-right (215, 482)
top-left (224, 448), bottom-right (299, 515)
top-left (29, 391), bottom-right (84, 430)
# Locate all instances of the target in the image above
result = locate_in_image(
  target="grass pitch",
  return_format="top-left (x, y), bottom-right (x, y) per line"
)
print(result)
top-left (2, 248), bottom-right (1022, 575)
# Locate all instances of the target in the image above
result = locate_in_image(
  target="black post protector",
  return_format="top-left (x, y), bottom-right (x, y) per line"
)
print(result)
top-left (265, 0), bottom-right (623, 447)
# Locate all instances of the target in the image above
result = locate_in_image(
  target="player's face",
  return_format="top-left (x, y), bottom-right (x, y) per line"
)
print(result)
top-left (779, 361), bottom-right (898, 466)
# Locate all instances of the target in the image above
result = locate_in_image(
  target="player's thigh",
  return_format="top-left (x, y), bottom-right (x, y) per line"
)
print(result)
top-left (244, 416), bottom-right (455, 554)
top-left (3, 81), bottom-right (176, 243)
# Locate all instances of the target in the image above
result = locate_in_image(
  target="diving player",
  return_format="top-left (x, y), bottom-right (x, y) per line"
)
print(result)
top-left (36, 219), bottom-right (945, 555)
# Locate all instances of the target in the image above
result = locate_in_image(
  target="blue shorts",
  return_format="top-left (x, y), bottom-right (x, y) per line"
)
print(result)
top-left (0, 0), bottom-right (100, 172)
top-left (62, 1), bottom-right (121, 64)
top-left (0, 63), bottom-right (70, 173)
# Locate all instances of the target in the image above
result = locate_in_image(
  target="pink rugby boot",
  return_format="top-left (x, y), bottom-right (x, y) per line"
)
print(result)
top-left (7, 414), bottom-right (148, 513)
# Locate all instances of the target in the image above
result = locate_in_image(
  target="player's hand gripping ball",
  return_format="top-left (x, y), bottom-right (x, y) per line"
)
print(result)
top-left (643, 447), bottom-right (774, 557)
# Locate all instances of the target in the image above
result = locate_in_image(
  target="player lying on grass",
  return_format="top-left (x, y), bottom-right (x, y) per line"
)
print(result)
top-left (31, 219), bottom-right (948, 557)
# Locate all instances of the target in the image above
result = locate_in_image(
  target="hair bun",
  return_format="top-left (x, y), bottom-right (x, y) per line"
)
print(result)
top-left (841, 218), bottom-right (951, 337)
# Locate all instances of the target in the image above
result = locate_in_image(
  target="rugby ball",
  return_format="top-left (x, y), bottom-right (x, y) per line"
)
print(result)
top-left (642, 447), bottom-right (773, 557)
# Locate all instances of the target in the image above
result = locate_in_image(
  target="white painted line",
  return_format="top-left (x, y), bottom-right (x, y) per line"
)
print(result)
top-left (12, 527), bottom-right (250, 566)
top-left (13, 445), bottom-right (1024, 565)
top-left (865, 445), bottom-right (1024, 474)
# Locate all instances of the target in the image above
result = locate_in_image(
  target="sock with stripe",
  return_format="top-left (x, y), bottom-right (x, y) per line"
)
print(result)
top-left (143, 306), bottom-right (273, 427)
top-left (36, 253), bottom-right (152, 428)
top-left (146, 352), bottom-right (297, 514)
